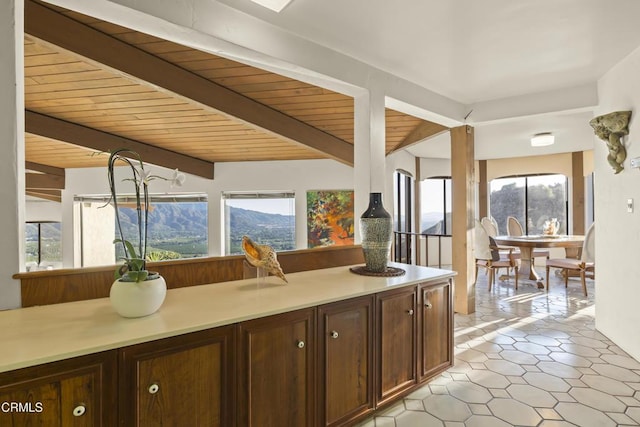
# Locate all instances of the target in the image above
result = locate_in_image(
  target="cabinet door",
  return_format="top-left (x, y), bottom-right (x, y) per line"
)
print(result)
top-left (318, 296), bottom-right (374, 426)
top-left (376, 286), bottom-right (417, 405)
top-left (119, 326), bottom-right (235, 427)
top-left (419, 281), bottom-right (453, 381)
top-left (238, 308), bottom-right (315, 427)
top-left (0, 351), bottom-right (117, 426)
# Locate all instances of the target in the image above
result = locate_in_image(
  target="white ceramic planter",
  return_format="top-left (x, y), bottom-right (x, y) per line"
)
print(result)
top-left (109, 275), bottom-right (167, 318)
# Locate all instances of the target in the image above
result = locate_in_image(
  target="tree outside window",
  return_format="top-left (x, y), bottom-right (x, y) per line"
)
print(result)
top-left (490, 175), bottom-right (567, 235)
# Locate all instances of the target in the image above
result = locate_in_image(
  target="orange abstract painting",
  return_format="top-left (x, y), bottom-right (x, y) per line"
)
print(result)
top-left (307, 190), bottom-right (354, 248)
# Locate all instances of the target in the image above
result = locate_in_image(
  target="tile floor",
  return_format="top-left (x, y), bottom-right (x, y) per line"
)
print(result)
top-left (357, 269), bottom-right (640, 426)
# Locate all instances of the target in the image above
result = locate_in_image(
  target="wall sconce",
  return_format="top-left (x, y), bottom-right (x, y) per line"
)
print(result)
top-left (589, 111), bottom-right (631, 174)
top-left (531, 132), bottom-right (555, 147)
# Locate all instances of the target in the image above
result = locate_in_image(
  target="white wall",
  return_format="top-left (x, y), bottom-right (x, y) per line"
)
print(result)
top-left (0, 0), bottom-right (24, 310)
top-left (594, 45), bottom-right (640, 361)
top-left (62, 159), bottom-right (354, 267)
top-left (26, 199), bottom-right (62, 222)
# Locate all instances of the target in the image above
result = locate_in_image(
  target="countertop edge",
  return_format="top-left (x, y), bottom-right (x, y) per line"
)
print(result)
top-left (0, 263), bottom-right (456, 373)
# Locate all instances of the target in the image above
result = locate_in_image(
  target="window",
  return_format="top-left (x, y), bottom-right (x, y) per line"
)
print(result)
top-left (394, 170), bottom-right (414, 263)
top-left (75, 194), bottom-right (208, 267)
top-left (222, 191), bottom-right (295, 255)
top-left (490, 174), bottom-right (567, 235)
top-left (25, 221), bottom-right (62, 270)
top-left (420, 177), bottom-right (452, 235)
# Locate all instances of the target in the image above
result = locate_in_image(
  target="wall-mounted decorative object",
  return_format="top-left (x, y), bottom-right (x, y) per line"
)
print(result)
top-left (589, 110), bottom-right (632, 174)
top-left (306, 190), bottom-right (354, 248)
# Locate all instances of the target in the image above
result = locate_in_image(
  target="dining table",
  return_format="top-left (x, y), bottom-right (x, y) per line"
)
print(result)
top-left (493, 234), bottom-right (585, 288)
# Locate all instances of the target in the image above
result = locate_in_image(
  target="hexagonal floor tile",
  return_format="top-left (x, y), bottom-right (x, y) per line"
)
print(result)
top-left (507, 384), bottom-right (557, 407)
top-left (523, 372), bottom-right (570, 392)
top-left (549, 351), bottom-right (592, 367)
top-left (456, 348), bottom-right (489, 363)
top-left (395, 410), bottom-right (443, 426)
top-left (447, 381), bottom-right (493, 404)
top-left (467, 370), bottom-right (510, 388)
top-left (601, 354), bottom-right (640, 370)
top-left (581, 374), bottom-right (635, 396)
top-left (526, 335), bottom-right (561, 346)
top-left (591, 363), bottom-right (640, 382)
top-left (500, 350), bottom-right (539, 365)
top-left (514, 341), bottom-right (551, 355)
top-left (569, 387), bottom-right (627, 412)
top-left (559, 343), bottom-right (601, 358)
top-left (488, 398), bottom-right (542, 426)
top-left (537, 361), bottom-right (583, 379)
top-left (422, 394), bottom-right (472, 422)
top-left (484, 359), bottom-right (526, 376)
top-left (555, 402), bottom-right (617, 427)
top-left (465, 415), bottom-right (513, 427)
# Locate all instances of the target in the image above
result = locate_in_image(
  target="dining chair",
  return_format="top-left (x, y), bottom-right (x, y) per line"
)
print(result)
top-left (545, 223), bottom-right (595, 296)
top-left (474, 220), bottom-right (519, 291)
top-left (481, 217), bottom-right (498, 236)
top-left (507, 216), bottom-right (550, 261)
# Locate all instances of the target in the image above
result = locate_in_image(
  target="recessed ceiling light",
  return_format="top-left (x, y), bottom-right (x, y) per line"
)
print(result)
top-left (250, 0), bottom-right (293, 12)
top-left (531, 132), bottom-right (555, 147)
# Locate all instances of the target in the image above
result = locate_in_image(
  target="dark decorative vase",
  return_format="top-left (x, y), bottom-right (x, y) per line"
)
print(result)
top-left (360, 192), bottom-right (393, 272)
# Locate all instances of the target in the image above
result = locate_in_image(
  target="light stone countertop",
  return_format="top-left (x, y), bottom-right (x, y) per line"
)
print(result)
top-left (0, 263), bottom-right (455, 373)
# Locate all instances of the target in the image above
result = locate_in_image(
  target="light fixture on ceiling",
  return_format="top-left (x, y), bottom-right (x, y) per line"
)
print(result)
top-left (531, 132), bottom-right (555, 147)
top-left (250, 0), bottom-right (293, 12)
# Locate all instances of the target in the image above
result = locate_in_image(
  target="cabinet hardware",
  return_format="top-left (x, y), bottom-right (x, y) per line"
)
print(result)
top-left (407, 309), bottom-right (414, 315)
top-left (330, 331), bottom-right (339, 339)
top-left (72, 404), bottom-right (86, 417)
top-left (425, 302), bottom-right (433, 309)
top-left (148, 383), bottom-right (160, 394)
top-left (297, 340), bottom-right (305, 348)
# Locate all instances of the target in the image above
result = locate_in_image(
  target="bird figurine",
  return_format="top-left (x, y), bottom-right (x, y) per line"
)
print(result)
top-left (241, 235), bottom-right (288, 283)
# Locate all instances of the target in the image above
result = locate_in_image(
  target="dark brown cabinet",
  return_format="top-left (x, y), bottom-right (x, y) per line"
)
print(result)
top-left (0, 277), bottom-right (454, 427)
top-left (0, 351), bottom-right (117, 426)
top-left (419, 281), bottom-right (453, 382)
top-left (318, 295), bottom-right (374, 426)
top-left (118, 326), bottom-right (235, 427)
top-left (376, 286), bottom-right (417, 406)
top-left (237, 307), bottom-right (316, 427)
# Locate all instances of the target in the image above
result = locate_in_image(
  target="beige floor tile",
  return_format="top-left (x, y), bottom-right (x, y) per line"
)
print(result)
top-left (358, 273), bottom-right (640, 426)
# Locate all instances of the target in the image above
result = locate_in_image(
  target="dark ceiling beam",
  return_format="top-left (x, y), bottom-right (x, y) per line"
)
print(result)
top-left (26, 161), bottom-right (65, 177)
top-left (26, 111), bottom-right (215, 179)
top-left (387, 121), bottom-right (449, 155)
top-left (25, 0), bottom-right (354, 166)
top-left (26, 172), bottom-right (65, 190)
top-left (26, 189), bottom-right (62, 203)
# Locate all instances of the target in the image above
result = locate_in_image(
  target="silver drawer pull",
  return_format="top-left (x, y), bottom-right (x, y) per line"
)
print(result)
top-left (297, 340), bottom-right (305, 349)
top-left (407, 309), bottom-right (414, 315)
top-left (425, 302), bottom-right (433, 309)
top-left (330, 331), bottom-right (339, 339)
top-left (148, 383), bottom-right (160, 394)
top-left (73, 404), bottom-right (86, 417)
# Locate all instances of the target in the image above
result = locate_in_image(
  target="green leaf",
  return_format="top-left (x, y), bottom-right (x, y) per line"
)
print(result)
top-left (126, 270), bottom-right (149, 282)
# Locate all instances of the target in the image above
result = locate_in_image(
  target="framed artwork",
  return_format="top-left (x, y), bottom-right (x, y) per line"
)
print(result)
top-left (307, 190), bottom-right (354, 248)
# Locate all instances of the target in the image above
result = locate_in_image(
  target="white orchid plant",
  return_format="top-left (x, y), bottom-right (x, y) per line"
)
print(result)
top-left (106, 148), bottom-right (185, 282)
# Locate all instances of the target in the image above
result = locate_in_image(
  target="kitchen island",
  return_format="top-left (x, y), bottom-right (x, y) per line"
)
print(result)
top-left (1, 263), bottom-right (455, 426)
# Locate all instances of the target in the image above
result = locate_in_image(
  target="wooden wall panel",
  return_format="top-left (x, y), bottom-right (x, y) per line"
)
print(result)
top-left (16, 246), bottom-right (365, 307)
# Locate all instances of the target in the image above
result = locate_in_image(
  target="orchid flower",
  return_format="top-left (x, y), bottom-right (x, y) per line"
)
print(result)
top-left (170, 169), bottom-right (186, 188)
top-left (138, 167), bottom-right (153, 188)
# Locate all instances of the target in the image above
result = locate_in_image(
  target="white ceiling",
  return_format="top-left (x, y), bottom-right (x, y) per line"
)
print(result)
top-left (215, 0), bottom-right (640, 159)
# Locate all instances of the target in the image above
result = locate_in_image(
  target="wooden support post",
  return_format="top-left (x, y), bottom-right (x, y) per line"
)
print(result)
top-left (478, 160), bottom-right (488, 220)
top-left (572, 152), bottom-right (585, 235)
top-left (451, 125), bottom-right (476, 314)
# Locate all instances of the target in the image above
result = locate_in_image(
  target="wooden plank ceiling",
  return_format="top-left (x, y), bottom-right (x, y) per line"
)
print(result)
top-left (23, 0), bottom-right (447, 200)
